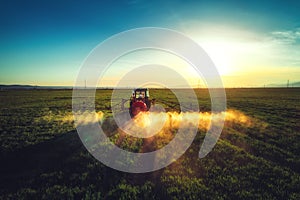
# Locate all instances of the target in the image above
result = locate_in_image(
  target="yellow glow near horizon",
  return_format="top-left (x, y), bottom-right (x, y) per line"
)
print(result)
top-left (185, 25), bottom-right (276, 77)
top-left (97, 27), bottom-right (300, 88)
top-left (197, 37), bottom-right (264, 76)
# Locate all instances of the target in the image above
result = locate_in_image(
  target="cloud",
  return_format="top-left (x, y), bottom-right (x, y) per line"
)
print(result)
top-left (267, 28), bottom-right (300, 69)
top-left (270, 28), bottom-right (300, 44)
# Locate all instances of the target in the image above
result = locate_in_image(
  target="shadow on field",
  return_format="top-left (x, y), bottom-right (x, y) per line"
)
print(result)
top-left (0, 126), bottom-right (164, 194)
top-left (0, 131), bottom-right (83, 190)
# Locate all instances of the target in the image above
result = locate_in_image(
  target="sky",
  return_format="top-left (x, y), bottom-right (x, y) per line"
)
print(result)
top-left (0, 0), bottom-right (300, 87)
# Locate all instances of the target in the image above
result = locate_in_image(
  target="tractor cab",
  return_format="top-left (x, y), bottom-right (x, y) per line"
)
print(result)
top-left (131, 88), bottom-right (149, 100)
top-left (129, 88), bottom-right (152, 117)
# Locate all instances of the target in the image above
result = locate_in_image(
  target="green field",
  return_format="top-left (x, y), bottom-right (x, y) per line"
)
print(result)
top-left (0, 88), bottom-right (299, 199)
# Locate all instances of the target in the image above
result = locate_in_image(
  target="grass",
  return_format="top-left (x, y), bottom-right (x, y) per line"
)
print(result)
top-left (0, 88), bottom-right (299, 199)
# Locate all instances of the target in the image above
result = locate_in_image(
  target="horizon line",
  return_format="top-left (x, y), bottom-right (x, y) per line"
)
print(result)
top-left (1, 84), bottom-right (299, 90)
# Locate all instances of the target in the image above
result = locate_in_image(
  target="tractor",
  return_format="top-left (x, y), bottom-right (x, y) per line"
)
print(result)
top-left (129, 88), bottom-right (154, 117)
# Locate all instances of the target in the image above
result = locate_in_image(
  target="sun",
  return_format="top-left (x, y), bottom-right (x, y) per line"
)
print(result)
top-left (200, 41), bottom-right (235, 76)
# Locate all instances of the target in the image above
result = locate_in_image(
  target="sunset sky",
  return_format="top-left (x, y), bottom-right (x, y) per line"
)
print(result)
top-left (1, 0), bottom-right (300, 87)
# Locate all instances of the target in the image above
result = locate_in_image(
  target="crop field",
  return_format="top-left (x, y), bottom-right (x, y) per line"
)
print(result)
top-left (0, 88), bottom-right (299, 199)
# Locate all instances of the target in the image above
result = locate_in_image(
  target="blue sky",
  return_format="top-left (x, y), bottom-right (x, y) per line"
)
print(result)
top-left (1, 0), bottom-right (300, 87)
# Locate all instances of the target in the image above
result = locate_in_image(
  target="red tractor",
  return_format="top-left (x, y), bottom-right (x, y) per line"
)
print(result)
top-left (129, 88), bottom-right (153, 117)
